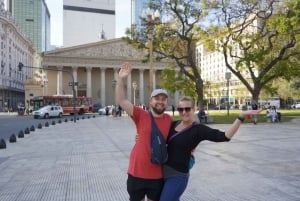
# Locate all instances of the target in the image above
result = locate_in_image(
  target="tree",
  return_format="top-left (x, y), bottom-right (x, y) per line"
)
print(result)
top-left (203, 0), bottom-right (300, 101)
top-left (125, 0), bottom-right (210, 108)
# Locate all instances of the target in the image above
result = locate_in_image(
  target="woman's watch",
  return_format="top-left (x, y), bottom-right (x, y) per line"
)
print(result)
top-left (237, 116), bottom-right (245, 122)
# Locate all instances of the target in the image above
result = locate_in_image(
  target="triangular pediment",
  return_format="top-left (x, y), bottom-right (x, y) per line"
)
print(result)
top-left (43, 38), bottom-right (145, 60)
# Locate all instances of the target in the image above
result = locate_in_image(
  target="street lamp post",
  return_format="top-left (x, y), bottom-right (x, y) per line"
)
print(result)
top-left (132, 81), bottom-right (137, 105)
top-left (141, 8), bottom-right (160, 93)
top-left (112, 79), bottom-right (117, 117)
top-left (18, 62), bottom-right (77, 122)
top-left (225, 72), bottom-right (231, 117)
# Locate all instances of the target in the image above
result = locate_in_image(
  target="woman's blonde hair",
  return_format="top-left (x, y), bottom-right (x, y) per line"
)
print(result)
top-left (179, 96), bottom-right (195, 107)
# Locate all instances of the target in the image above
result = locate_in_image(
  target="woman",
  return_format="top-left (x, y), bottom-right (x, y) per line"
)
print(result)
top-left (159, 96), bottom-right (262, 201)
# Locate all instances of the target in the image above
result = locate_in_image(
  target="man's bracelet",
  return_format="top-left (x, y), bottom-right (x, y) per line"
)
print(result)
top-left (237, 116), bottom-right (245, 122)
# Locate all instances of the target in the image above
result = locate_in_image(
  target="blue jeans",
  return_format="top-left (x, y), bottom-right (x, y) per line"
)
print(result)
top-left (160, 176), bottom-right (189, 201)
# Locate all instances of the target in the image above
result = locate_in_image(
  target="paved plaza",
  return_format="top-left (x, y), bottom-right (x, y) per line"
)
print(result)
top-left (0, 115), bottom-right (299, 201)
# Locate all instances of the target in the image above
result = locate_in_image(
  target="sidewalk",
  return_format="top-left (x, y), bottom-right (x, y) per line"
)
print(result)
top-left (0, 116), bottom-right (299, 201)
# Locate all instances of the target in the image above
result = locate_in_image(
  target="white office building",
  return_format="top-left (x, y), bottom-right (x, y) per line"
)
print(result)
top-left (63, 0), bottom-right (115, 47)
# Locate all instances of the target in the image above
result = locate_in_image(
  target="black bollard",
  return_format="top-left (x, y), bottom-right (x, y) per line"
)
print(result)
top-left (64, 118), bottom-right (68, 122)
top-left (24, 127), bottom-right (30, 134)
top-left (58, 119), bottom-right (62, 124)
top-left (18, 130), bottom-right (24, 138)
top-left (45, 122), bottom-right (49, 127)
top-left (38, 123), bottom-right (42, 129)
top-left (9, 134), bottom-right (17, 143)
top-left (0, 139), bottom-right (6, 149)
top-left (52, 120), bottom-right (56, 125)
top-left (30, 125), bottom-right (35, 131)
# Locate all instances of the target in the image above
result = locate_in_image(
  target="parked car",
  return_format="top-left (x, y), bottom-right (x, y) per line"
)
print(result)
top-left (98, 106), bottom-right (113, 115)
top-left (33, 105), bottom-right (63, 119)
top-left (291, 102), bottom-right (300, 109)
top-left (214, 104), bottom-right (226, 110)
top-left (93, 103), bottom-right (102, 113)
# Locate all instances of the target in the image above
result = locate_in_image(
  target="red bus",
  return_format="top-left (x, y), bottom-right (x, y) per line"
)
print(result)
top-left (31, 95), bottom-right (93, 114)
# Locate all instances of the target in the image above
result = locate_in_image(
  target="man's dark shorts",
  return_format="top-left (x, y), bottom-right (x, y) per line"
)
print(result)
top-left (127, 174), bottom-right (164, 201)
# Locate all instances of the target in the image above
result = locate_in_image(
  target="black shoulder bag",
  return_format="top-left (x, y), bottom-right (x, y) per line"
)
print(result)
top-left (149, 112), bottom-right (168, 164)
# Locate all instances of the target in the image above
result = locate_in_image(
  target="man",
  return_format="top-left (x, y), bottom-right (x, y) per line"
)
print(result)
top-left (251, 100), bottom-right (259, 124)
top-left (197, 108), bottom-right (207, 123)
top-left (116, 62), bottom-right (172, 201)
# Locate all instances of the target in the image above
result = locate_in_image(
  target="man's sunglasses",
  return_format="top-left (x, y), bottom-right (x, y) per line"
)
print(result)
top-left (177, 107), bottom-right (192, 113)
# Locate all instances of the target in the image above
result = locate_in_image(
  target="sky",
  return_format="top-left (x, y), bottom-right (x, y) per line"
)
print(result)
top-left (45, 0), bottom-right (131, 46)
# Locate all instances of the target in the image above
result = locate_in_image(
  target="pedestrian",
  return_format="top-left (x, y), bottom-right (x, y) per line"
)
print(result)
top-left (172, 104), bottom-right (175, 117)
top-left (159, 96), bottom-right (262, 201)
top-left (118, 105), bottom-right (122, 116)
top-left (197, 108), bottom-right (207, 123)
top-left (251, 99), bottom-right (259, 124)
top-left (115, 62), bottom-right (173, 201)
top-left (266, 106), bottom-right (278, 122)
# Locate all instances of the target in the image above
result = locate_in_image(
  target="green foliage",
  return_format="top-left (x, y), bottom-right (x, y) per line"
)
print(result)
top-left (202, 0), bottom-right (300, 101)
top-left (160, 63), bottom-right (198, 100)
top-left (124, 0), bottom-right (300, 105)
top-left (124, 0), bottom-right (210, 108)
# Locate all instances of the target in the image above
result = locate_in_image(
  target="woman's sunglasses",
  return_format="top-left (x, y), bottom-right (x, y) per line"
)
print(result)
top-left (177, 107), bottom-right (192, 113)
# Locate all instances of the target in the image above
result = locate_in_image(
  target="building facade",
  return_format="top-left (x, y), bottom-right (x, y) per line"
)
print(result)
top-left (63, 0), bottom-right (115, 47)
top-left (39, 38), bottom-right (178, 107)
top-left (6, 0), bottom-right (51, 53)
top-left (196, 42), bottom-right (252, 106)
top-left (0, 3), bottom-right (35, 112)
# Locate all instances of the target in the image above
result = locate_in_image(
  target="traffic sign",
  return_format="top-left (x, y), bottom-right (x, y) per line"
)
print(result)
top-left (69, 82), bottom-right (78, 86)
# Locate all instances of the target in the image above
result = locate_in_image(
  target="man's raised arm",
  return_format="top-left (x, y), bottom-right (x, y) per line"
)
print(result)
top-left (115, 62), bottom-right (134, 116)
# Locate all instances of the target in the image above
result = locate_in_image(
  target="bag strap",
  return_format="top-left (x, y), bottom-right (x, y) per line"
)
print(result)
top-left (149, 111), bottom-right (163, 136)
top-left (168, 121), bottom-right (197, 142)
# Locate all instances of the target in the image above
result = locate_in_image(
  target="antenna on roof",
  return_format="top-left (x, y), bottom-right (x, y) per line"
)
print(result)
top-left (99, 24), bottom-right (106, 40)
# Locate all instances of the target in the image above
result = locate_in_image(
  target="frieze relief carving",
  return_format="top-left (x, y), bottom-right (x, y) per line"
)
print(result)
top-left (42, 39), bottom-right (169, 70)
top-left (50, 40), bottom-right (145, 60)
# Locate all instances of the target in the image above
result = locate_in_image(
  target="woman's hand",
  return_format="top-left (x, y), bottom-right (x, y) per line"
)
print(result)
top-left (240, 108), bottom-right (263, 118)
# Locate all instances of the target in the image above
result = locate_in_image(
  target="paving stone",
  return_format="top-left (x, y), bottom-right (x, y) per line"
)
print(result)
top-left (0, 116), bottom-right (299, 200)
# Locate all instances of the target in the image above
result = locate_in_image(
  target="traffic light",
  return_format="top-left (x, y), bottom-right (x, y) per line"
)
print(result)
top-left (18, 62), bottom-right (24, 71)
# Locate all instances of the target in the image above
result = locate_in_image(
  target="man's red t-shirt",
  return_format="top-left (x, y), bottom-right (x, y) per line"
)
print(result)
top-left (128, 106), bottom-right (172, 179)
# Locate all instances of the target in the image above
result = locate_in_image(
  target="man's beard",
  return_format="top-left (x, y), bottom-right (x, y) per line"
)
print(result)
top-left (152, 107), bottom-right (165, 115)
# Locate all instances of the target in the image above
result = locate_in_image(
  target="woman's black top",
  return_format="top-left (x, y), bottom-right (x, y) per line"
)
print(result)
top-left (166, 121), bottom-right (230, 174)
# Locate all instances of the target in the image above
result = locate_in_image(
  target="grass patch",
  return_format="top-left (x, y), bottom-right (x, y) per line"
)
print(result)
top-left (173, 109), bottom-right (300, 124)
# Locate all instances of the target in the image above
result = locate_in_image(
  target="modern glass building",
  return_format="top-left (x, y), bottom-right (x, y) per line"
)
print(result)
top-left (6, 0), bottom-right (51, 53)
top-left (132, 0), bottom-right (163, 30)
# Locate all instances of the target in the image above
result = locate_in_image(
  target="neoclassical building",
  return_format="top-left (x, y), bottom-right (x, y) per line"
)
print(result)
top-left (39, 38), bottom-right (178, 107)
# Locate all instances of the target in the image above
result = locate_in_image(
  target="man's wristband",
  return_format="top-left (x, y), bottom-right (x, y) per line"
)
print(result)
top-left (237, 116), bottom-right (245, 122)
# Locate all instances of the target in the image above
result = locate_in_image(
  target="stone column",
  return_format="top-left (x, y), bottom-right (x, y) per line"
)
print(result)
top-left (114, 68), bottom-right (118, 80)
top-left (57, 66), bottom-right (63, 95)
top-left (72, 66), bottom-right (78, 96)
top-left (100, 68), bottom-right (106, 106)
top-left (86, 67), bottom-right (92, 97)
top-left (139, 69), bottom-right (144, 104)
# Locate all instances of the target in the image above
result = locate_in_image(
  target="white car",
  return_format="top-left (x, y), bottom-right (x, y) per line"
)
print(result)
top-left (291, 102), bottom-right (300, 109)
top-left (33, 105), bottom-right (63, 119)
top-left (98, 106), bottom-right (113, 115)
